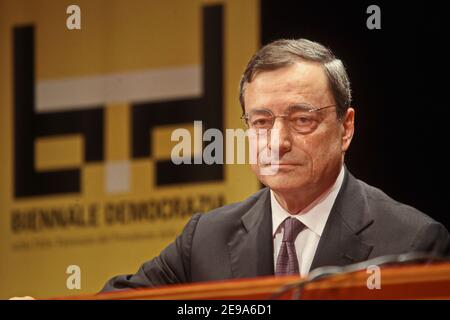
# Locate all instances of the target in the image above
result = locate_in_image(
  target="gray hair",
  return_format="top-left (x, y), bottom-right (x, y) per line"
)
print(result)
top-left (239, 39), bottom-right (352, 119)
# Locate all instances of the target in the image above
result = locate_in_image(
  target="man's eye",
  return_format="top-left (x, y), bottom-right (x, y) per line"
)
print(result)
top-left (293, 116), bottom-right (313, 125)
top-left (252, 119), bottom-right (271, 126)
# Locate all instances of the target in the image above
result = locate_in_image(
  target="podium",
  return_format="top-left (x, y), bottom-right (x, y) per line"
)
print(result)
top-left (53, 262), bottom-right (450, 300)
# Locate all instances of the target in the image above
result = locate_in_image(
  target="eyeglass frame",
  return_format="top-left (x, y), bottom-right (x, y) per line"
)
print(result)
top-left (240, 103), bottom-right (337, 134)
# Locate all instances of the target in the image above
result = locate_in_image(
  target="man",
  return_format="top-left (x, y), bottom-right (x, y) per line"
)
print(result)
top-left (100, 39), bottom-right (450, 292)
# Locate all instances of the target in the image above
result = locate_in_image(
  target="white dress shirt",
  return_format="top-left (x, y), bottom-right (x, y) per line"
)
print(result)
top-left (271, 165), bottom-right (345, 276)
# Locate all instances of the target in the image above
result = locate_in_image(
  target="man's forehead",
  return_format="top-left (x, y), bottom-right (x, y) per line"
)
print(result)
top-left (252, 61), bottom-right (327, 89)
top-left (245, 61), bottom-right (331, 107)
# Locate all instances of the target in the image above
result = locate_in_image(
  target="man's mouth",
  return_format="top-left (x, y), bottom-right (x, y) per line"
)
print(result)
top-left (263, 162), bottom-right (301, 167)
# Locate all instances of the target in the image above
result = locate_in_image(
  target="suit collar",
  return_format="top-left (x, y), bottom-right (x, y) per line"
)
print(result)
top-left (227, 166), bottom-right (375, 278)
top-left (309, 167), bottom-right (374, 271)
top-left (228, 188), bottom-right (274, 278)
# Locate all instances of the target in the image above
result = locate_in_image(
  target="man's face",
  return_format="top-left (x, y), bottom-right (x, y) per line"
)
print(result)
top-left (244, 60), bottom-right (354, 195)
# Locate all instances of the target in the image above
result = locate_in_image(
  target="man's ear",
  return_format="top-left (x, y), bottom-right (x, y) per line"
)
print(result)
top-left (341, 107), bottom-right (355, 152)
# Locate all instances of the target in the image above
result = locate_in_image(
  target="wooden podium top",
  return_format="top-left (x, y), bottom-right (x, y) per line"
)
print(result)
top-left (53, 262), bottom-right (450, 300)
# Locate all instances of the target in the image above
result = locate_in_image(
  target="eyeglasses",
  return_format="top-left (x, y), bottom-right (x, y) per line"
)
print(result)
top-left (241, 104), bottom-right (336, 134)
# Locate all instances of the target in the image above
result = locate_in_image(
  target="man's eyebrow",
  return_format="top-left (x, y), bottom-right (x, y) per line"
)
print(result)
top-left (287, 103), bottom-right (313, 109)
top-left (249, 107), bottom-right (272, 112)
top-left (248, 103), bottom-right (315, 114)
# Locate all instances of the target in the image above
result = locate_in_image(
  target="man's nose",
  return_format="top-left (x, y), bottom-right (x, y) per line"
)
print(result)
top-left (268, 117), bottom-right (292, 156)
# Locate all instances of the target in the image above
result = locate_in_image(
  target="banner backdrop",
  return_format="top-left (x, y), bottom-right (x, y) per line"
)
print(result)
top-left (0, 0), bottom-right (259, 298)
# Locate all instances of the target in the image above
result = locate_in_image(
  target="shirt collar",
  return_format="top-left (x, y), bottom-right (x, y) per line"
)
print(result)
top-left (271, 165), bottom-right (345, 237)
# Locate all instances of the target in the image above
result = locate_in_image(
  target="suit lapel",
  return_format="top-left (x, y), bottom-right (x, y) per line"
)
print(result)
top-left (310, 168), bottom-right (375, 271)
top-left (227, 168), bottom-right (376, 277)
top-left (228, 189), bottom-right (274, 278)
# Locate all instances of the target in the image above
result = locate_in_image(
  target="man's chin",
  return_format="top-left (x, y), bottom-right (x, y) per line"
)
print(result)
top-left (259, 175), bottom-right (308, 192)
top-left (258, 163), bottom-right (302, 175)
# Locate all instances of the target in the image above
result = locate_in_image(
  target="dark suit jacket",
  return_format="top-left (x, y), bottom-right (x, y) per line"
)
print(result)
top-left (100, 168), bottom-right (450, 292)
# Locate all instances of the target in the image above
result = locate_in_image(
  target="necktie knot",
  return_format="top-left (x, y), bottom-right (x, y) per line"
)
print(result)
top-left (282, 217), bottom-right (304, 243)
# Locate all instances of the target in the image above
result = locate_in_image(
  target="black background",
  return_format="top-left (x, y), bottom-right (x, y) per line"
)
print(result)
top-left (261, 0), bottom-right (450, 229)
